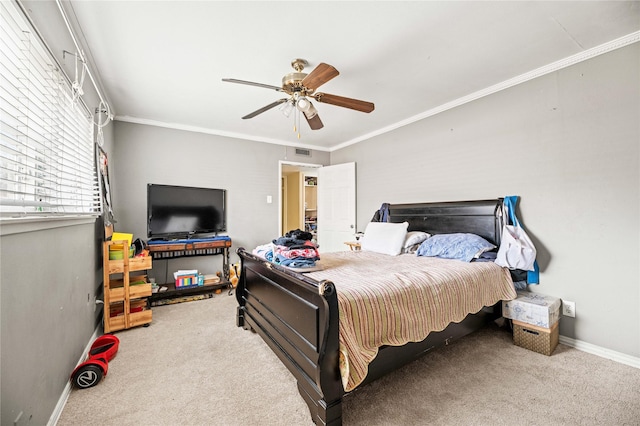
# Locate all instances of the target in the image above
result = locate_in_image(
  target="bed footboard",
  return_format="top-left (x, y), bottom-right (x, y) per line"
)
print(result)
top-left (236, 248), bottom-right (344, 425)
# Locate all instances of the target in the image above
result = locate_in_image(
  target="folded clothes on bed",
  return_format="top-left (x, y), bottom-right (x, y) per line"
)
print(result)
top-left (272, 236), bottom-right (312, 248)
top-left (277, 257), bottom-right (318, 268)
top-left (273, 243), bottom-right (320, 260)
top-left (254, 237), bottom-right (320, 270)
top-left (273, 228), bottom-right (316, 248)
top-left (253, 243), bottom-right (275, 260)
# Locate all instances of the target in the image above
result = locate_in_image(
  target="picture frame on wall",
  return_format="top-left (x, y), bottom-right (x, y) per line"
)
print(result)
top-left (97, 146), bottom-right (115, 223)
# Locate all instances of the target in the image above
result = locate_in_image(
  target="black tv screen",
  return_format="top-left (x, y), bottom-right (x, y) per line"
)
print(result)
top-left (147, 184), bottom-right (226, 239)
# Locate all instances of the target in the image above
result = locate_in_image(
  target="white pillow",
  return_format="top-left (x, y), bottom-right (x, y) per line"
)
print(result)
top-left (361, 221), bottom-right (409, 256)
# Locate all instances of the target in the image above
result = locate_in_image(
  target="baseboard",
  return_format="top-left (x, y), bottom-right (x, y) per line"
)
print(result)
top-left (559, 335), bottom-right (640, 370)
top-left (47, 326), bottom-right (101, 426)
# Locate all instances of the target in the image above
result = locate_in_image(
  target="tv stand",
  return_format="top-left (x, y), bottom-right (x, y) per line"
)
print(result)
top-left (147, 236), bottom-right (232, 304)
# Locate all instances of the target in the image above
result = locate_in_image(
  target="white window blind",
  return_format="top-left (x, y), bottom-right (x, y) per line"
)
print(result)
top-left (0, 2), bottom-right (100, 219)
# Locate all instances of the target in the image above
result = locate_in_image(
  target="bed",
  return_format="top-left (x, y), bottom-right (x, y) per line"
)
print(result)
top-left (235, 199), bottom-right (517, 425)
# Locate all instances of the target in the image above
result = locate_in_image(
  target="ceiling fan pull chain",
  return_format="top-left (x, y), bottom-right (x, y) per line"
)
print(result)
top-left (296, 109), bottom-right (301, 139)
top-left (293, 110), bottom-right (297, 133)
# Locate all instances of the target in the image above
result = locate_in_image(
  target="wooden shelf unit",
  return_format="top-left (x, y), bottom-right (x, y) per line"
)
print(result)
top-left (103, 240), bottom-right (153, 332)
top-left (304, 176), bottom-right (318, 241)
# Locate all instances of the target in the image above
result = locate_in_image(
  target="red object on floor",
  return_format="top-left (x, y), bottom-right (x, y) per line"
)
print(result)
top-left (70, 334), bottom-right (120, 389)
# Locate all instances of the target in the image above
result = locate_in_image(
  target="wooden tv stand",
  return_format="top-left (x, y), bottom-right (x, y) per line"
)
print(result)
top-left (147, 237), bottom-right (232, 303)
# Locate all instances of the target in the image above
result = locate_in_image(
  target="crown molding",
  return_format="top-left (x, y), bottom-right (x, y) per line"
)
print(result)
top-left (115, 116), bottom-right (331, 152)
top-left (330, 31), bottom-right (640, 152)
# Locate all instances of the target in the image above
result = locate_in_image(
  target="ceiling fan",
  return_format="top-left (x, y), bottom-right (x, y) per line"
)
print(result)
top-left (222, 59), bottom-right (374, 133)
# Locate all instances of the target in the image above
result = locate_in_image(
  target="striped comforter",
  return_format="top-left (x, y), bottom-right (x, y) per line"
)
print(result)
top-left (306, 251), bottom-right (516, 391)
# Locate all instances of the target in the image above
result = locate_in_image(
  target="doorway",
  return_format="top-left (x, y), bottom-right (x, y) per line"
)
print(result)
top-left (279, 161), bottom-right (357, 252)
top-left (279, 161), bottom-right (322, 239)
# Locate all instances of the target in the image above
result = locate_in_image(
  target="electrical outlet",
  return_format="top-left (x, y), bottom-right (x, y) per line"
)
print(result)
top-left (562, 300), bottom-right (576, 317)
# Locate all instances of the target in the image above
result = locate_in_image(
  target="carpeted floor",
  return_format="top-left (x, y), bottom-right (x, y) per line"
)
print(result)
top-left (57, 293), bottom-right (640, 426)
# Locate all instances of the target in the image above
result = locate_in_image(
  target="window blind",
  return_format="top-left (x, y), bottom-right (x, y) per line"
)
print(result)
top-left (0, 2), bottom-right (100, 219)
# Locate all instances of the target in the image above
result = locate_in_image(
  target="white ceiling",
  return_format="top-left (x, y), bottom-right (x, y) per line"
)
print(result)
top-left (62, 1), bottom-right (639, 151)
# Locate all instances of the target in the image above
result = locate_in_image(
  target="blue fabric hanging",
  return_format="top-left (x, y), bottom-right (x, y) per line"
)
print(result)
top-left (503, 195), bottom-right (539, 285)
top-left (527, 261), bottom-right (540, 285)
top-left (372, 203), bottom-right (390, 222)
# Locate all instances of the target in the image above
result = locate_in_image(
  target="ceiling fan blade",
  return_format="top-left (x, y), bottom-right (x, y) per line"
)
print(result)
top-left (242, 98), bottom-right (288, 119)
top-left (304, 111), bottom-right (324, 130)
top-left (222, 78), bottom-right (284, 92)
top-left (313, 92), bottom-right (375, 113)
top-left (301, 63), bottom-right (339, 91)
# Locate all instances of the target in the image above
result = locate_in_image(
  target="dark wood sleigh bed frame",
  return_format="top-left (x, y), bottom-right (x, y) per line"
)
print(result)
top-left (236, 199), bottom-right (506, 425)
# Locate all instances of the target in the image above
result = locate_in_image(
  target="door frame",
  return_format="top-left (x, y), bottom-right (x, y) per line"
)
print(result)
top-left (278, 160), bottom-right (322, 237)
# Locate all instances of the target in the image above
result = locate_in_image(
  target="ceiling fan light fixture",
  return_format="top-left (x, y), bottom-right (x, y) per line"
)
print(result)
top-left (296, 97), bottom-right (311, 112)
top-left (280, 100), bottom-right (294, 117)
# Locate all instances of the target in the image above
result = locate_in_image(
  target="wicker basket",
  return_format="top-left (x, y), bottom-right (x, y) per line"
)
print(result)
top-left (513, 320), bottom-right (559, 356)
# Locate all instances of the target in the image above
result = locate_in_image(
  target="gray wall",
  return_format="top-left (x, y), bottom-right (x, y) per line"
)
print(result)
top-left (0, 3), bottom-right (116, 424)
top-left (110, 122), bottom-right (329, 282)
top-left (0, 221), bottom-right (104, 425)
top-left (331, 43), bottom-right (640, 357)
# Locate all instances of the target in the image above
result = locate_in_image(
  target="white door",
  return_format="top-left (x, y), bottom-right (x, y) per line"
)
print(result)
top-left (317, 162), bottom-right (356, 253)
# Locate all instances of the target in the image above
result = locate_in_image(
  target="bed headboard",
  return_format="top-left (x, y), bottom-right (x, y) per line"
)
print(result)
top-left (387, 199), bottom-right (504, 246)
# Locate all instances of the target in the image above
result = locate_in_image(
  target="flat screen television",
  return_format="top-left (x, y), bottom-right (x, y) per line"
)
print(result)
top-left (147, 184), bottom-right (226, 239)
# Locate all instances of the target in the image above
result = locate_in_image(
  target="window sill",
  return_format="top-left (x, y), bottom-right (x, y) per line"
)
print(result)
top-left (0, 215), bottom-right (98, 236)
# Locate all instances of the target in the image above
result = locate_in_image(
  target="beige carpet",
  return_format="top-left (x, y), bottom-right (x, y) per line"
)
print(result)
top-left (58, 294), bottom-right (640, 426)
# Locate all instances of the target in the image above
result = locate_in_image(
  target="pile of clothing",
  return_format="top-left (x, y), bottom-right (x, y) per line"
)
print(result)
top-left (253, 229), bottom-right (320, 270)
